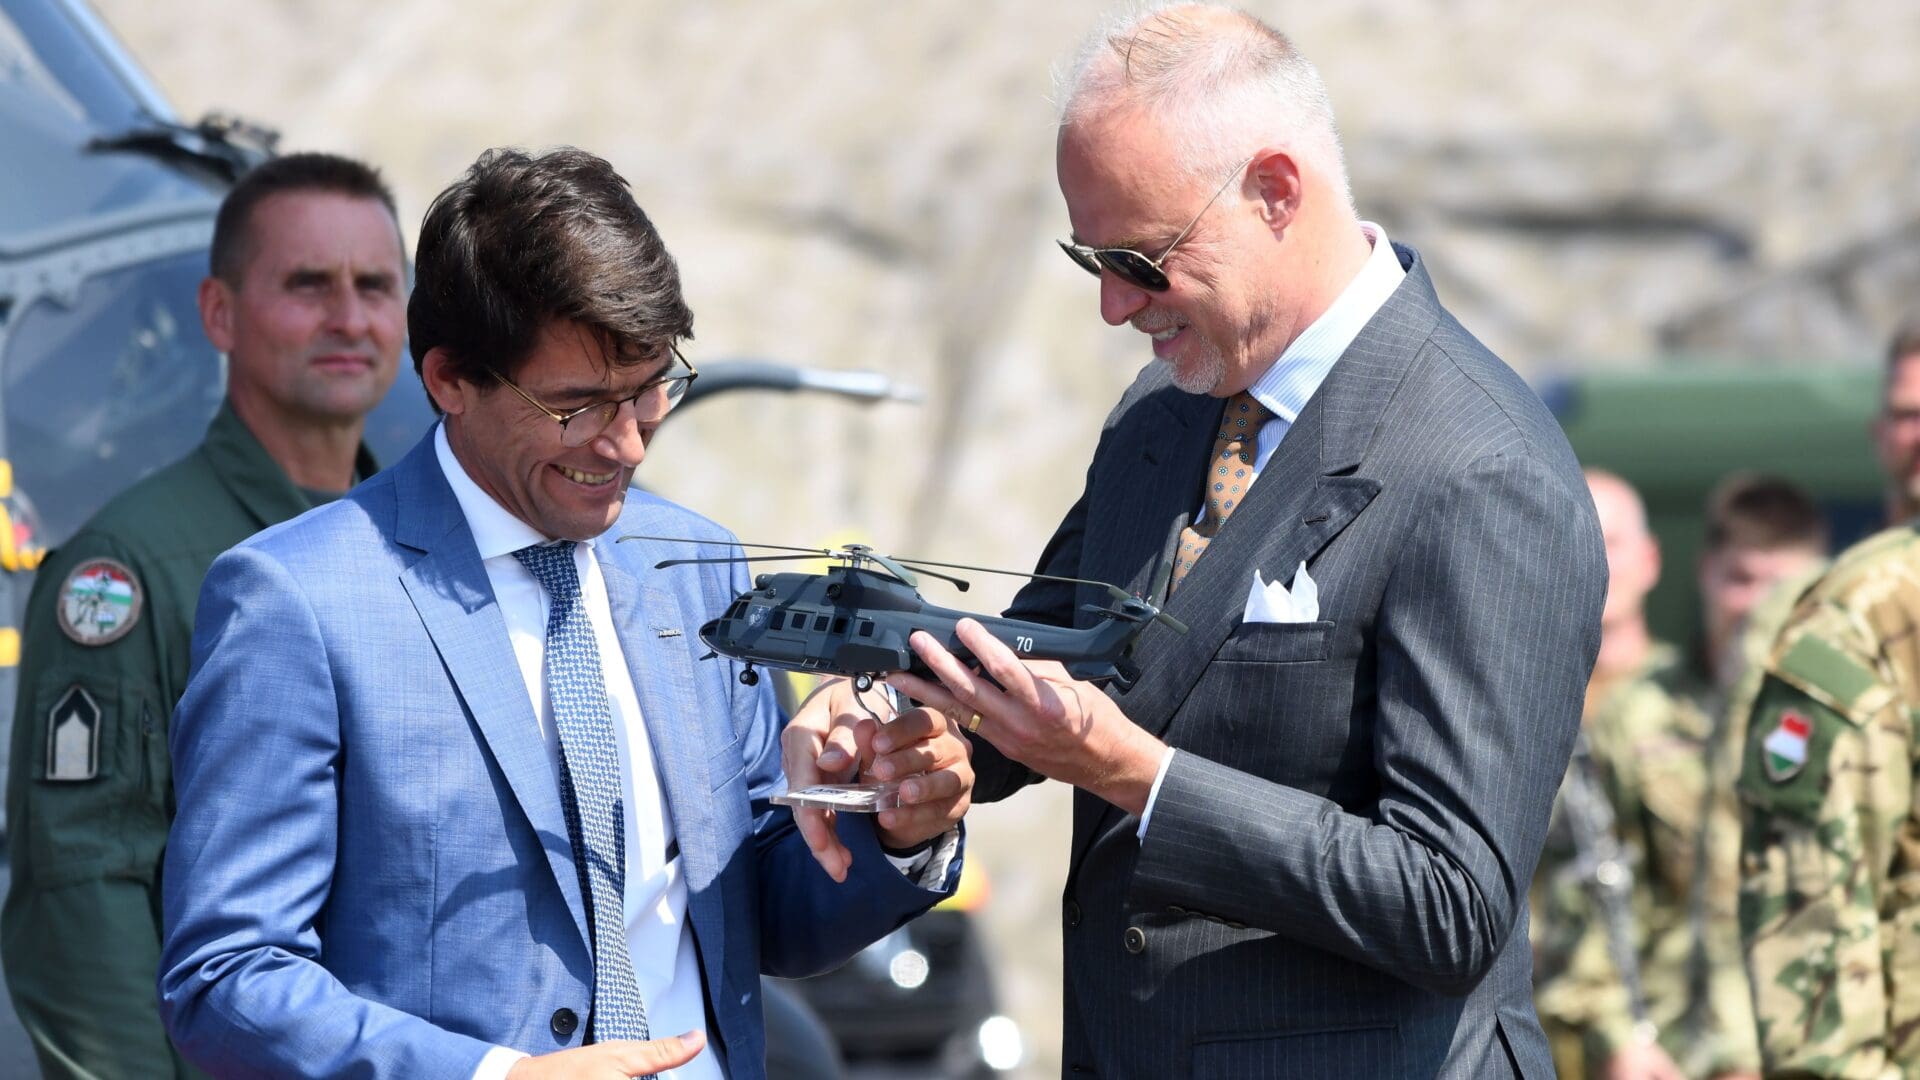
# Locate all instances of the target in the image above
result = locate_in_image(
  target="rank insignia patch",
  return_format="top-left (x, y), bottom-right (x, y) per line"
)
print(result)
top-left (1762, 711), bottom-right (1811, 783)
top-left (56, 557), bottom-right (142, 646)
top-left (45, 685), bottom-right (101, 782)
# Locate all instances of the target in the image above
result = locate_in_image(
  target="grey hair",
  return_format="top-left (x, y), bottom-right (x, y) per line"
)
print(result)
top-left (1057, 2), bottom-right (1351, 207)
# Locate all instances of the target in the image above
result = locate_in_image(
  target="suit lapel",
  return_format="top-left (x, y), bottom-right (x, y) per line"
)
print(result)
top-left (391, 436), bottom-right (592, 954)
top-left (596, 544), bottom-right (729, 979)
top-left (596, 549), bottom-right (712, 873)
top-left (1114, 388), bottom-right (1382, 744)
top-left (1071, 250), bottom-right (1438, 868)
top-left (1112, 244), bottom-right (1435, 744)
top-left (1083, 386), bottom-right (1219, 606)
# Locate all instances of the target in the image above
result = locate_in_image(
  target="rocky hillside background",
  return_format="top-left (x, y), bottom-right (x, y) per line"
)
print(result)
top-left (94, 1), bottom-right (1920, 1073)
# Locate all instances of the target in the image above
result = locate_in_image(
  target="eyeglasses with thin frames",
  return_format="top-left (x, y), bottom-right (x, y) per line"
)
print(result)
top-left (489, 345), bottom-right (698, 447)
top-left (1057, 154), bottom-right (1257, 293)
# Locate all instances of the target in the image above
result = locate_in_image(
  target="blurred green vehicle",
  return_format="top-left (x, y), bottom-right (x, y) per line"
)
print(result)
top-left (1544, 364), bottom-right (1884, 649)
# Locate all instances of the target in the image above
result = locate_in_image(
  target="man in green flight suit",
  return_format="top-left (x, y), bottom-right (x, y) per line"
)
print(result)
top-left (1, 152), bottom-right (406, 1079)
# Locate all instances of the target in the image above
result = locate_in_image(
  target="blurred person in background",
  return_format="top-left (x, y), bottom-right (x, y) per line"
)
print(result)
top-left (1683, 474), bottom-right (1824, 1079)
top-left (790, 4), bottom-right (1605, 1075)
top-left (1, 152), bottom-right (405, 1080)
top-left (1737, 325), bottom-right (1920, 1077)
top-left (1696, 474), bottom-right (1830, 701)
top-left (1535, 471), bottom-right (1825, 1080)
top-left (157, 146), bottom-right (970, 1080)
top-left (1872, 322), bottom-right (1920, 526)
top-left (1533, 469), bottom-right (1692, 1080)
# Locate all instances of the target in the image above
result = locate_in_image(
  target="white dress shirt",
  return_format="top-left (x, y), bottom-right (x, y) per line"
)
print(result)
top-left (436, 426), bottom-right (719, 1080)
top-left (1139, 222), bottom-right (1408, 841)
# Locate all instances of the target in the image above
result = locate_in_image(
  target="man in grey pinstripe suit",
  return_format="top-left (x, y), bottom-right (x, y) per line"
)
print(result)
top-left (789, 5), bottom-right (1606, 1076)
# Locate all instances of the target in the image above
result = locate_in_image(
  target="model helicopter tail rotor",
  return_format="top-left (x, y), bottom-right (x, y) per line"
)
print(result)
top-left (1078, 598), bottom-right (1188, 636)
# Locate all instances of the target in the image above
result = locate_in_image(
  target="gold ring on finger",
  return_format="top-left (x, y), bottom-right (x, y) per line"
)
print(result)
top-left (967, 712), bottom-right (984, 734)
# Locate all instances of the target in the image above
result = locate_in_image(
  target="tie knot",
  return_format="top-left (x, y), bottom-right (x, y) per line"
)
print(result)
top-left (1217, 391), bottom-right (1272, 443)
top-left (513, 541), bottom-right (581, 601)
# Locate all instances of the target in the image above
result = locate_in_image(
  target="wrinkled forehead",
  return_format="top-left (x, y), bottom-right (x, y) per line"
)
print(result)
top-left (241, 191), bottom-right (404, 275)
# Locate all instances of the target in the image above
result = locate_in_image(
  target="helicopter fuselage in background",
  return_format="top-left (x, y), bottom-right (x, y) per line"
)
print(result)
top-left (698, 565), bottom-right (1152, 689)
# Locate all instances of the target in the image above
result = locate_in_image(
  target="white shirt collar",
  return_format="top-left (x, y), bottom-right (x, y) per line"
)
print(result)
top-left (434, 420), bottom-right (553, 561)
top-left (1248, 221), bottom-right (1407, 423)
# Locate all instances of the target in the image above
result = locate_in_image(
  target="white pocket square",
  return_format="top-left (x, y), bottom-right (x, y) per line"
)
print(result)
top-left (1244, 562), bottom-right (1319, 623)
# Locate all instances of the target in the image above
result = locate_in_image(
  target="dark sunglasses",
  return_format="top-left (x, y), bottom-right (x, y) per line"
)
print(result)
top-left (1057, 154), bottom-right (1256, 293)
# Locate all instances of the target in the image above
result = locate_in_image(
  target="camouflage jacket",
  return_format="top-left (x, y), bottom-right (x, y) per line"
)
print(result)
top-left (1739, 526), bottom-right (1920, 1079)
top-left (1534, 640), bottom-right (1760, 1077)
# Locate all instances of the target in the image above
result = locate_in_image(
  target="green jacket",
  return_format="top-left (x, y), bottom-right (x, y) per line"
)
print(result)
top-left (1, 402), bottom-right (374, 1080)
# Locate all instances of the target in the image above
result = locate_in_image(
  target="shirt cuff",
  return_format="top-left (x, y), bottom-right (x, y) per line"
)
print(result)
top-left (886, 827), bottom-right (961, 889)
top-left (472, 1045), bottom-right (527, 1080)
top-left (1135, 747), bottom-right (1178, 842)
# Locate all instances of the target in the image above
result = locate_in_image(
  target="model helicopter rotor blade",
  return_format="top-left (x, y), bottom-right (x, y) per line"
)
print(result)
top-left (892, 557), bottom-right (1131, 603)
top-left (893, 556), bottom-right (1188, 634)
top-left (654, 553), bottom-right (837, 570)
top-left (619, 534), bottom-right (834, 557)
top-left (834, 544), bottom-right (920, 588)
top-left (867, 552), bottom-right (975, 591)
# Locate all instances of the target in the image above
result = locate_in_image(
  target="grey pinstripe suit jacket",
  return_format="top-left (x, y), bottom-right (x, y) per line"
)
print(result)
top-left (975, 245), bottom-right (1605, 1078)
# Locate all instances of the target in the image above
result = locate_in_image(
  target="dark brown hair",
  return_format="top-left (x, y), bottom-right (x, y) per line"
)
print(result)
top-left (210, 152), bottom-right (398, 283)
top-left (407, 147), bottom-right (693, 397)
top-left (1703, 471), bottom-right (1827, 555)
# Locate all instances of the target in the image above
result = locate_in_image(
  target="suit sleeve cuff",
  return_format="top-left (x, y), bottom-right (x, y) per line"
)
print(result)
top-left (1135, 747), bottom-right (1178, 841)
top-left (885, 827), bottom-right (961, 888)
top-left (472, 1046), bottom-right (527, 1080)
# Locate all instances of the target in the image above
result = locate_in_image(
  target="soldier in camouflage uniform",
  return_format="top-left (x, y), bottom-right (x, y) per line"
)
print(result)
top-left (1871, 325), bottom-right (1920, 529)
top-left (1, 154), bottom-right (404, 1080)
top-left (1736, 326), bottom-right (1920, 1080)
top-left (1535, 469), bottom-right (1691, 1078)
top-left (1672, 474), bottom-right (1825, 1080)
top-left (1738, 523), bottom-right (1920, 1078)
top-left (1539, 472), bottom-right (1824, 1079)
top-left (1537, 637), bottom-right (1713, 1077)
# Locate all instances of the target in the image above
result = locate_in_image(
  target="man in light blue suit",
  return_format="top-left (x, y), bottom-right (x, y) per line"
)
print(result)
top-left (158, 147), bottom-right (972, 1079)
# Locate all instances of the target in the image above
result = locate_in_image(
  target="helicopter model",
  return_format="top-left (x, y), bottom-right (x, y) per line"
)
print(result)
top-left (624, 537), bottom-right (1187, 692)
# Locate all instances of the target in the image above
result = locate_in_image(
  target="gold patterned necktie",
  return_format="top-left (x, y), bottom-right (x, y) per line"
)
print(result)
top-left (1171, 391), bottom-right (1273, 593)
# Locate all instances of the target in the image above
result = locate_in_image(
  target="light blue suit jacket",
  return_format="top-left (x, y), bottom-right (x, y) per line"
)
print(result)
top-left (159, 432), bottom-right (954, 1078)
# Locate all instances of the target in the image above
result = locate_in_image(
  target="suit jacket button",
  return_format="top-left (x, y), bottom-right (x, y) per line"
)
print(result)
top-left (1064, 899), bottom-right (1082, 929)
top-left (550, 1008), bottom-right (579, 1038)
top-left (1123, 926), bottom-right (1147, 954)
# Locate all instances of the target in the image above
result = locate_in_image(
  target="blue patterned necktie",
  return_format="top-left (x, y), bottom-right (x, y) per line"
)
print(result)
top-left (1171, 391), bottom-right (1273, 592)
top-left (512, 542), bottom-right (650, 1049)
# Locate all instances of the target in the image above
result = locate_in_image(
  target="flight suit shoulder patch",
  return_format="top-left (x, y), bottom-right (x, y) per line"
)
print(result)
top-left (43, 685), bottom-right (102, 781)
top-left (55, 557), bottom-right (143, 646)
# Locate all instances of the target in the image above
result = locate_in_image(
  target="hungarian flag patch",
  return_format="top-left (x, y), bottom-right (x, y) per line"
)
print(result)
top-left (1762, 711), bottom-right (1812, 783)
